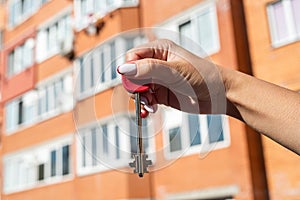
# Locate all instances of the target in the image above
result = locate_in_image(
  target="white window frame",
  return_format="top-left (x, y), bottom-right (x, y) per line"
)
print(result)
top-left (76, 114), bottom-right (155, 176)
top-left (157, 1), bottom-right (220, 57)
top-left (3, 134), bottom-right (73, 194)
top-left (267, 0), bottom-right (300, 47)
top-left (162, 108), bottom-right (230, 160)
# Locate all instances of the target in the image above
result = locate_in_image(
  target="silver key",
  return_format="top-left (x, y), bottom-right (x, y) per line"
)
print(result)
top-left (129, 93), bottom-right (152, 177)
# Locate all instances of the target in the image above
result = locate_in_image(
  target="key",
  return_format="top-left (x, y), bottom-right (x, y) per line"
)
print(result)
top-left (121, 75), bottom-right (152, 177)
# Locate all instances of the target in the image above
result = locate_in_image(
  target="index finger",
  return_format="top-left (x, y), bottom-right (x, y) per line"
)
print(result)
top-left (126, 39), bottom-right (176, 62)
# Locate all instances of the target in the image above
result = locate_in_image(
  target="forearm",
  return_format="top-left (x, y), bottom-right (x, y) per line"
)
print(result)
top-left (221, 67), bottom-right (300, 155)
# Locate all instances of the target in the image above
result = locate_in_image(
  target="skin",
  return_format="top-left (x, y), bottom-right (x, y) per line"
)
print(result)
top-left (121, 39), bottom-right (300, 155)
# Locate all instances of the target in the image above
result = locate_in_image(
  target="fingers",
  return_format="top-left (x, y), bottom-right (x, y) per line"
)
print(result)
top-left (126, 39), bottom-right (176, 61)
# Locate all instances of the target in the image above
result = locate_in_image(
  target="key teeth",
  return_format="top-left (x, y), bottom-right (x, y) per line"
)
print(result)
top-left (129, 153), bottom-right (152, 177)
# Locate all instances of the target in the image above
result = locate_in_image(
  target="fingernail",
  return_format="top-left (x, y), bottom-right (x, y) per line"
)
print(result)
top-left (145, 104), bottom-right (158, 113)
top-left (117, 63), bottom-right (137, 75)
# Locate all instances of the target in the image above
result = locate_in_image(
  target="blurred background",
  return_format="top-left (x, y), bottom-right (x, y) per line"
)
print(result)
top-left (0, 0), bottom-right (299, 199)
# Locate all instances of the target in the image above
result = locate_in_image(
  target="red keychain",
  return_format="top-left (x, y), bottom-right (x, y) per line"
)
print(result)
top-left (121, 75), bottom-right (150, 118)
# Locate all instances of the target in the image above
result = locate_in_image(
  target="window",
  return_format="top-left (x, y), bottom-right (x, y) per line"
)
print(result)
top-left (163, 108), bottom-right (230, 158)
top-left (38, 72), bottom-right (73, 118)
top-left (0, 30), bottom-right (3, 49)
top-left (73, 0), bottom-right (139, 29)
top-left (267, 0), bottom-right (300, 47)
top-left (5, 72), bottom-right (73, 133)
top-left (8, 0), bottom-right (50, 27)
top-left (3, 136), bottom-right (72, 193)
top-left (62, 145), bottom-right (70, 175)
top-left (36, 14), bottom-right (72, 62)
top-left (7, 38), bottom-right (34, 76)
top-left (76, 35), bottom-right (146, 98)
top-left (160, 2), bottom-right (220, 56)
top-left (77, 116), bottom-right (154, 175)
top-left (5, 92), bottom-right (38, 132)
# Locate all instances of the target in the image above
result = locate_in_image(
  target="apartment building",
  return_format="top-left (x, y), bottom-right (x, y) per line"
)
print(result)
top-left (0, 0), bottom-right (299, 200)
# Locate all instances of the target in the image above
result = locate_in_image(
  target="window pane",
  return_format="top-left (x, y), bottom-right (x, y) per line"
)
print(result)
top-left (62, 145), bottom-right (70, 175)
top-left (197, 10), bottom-right (215, 52)
top-left (50, 150), bottom-right (56, 176)
top-left (273, 1), bottom-right (289, 41)
top-left (90, 55), bottom-right (95, 87)
top-left (179, 20), bottom-right (192, 49)
top-left (82, 134), bottom-right (86, 167)
top-left (110, 41), bottom-right (117, 80)
top-left (37, 164), bottom-right (45, 181)
top-left (115, 126), bottom-right (120, 159)
top-left (91, 128), bottom-right (97, 166)
top-left (8, 51), bottom-right (14, 76)
top-left (49, 24), bottom-right (58, 53)
top-left (80, 58), bottom-right (85, 92)
top-left (188, 114), bottom-right (201, 146)
top-left (169, 127), bottom-right (182, 152)
top-left (102, 124), bottom-right (108, 155)
top-left (100, 51), bottom-right (105, 83)
top-left (17, 100), bottom-right (23, 125)
top-left (291, 0), bottom-right (300, 35)
top-left (24, 39), bottom-right (34, 68)
top-left (207, 115), bottom-right (224, 143)
top-left (6, 102), bottom-right (17, 131)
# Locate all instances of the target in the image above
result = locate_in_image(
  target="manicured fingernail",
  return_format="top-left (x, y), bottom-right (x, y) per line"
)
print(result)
top-left (117, 63), bottom-right (137, 75)
top-left (144, 104), bottom-right (158, 113)
top-left (140, 96), bottom-right (156, 113)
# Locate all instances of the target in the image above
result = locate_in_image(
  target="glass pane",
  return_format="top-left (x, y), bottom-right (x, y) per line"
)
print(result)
top-left (115, 126), bottom-right (120, 159)
top-left (37, 164), bottom-right (44, 181)
top-left (273, 1), bottom-right (289, 41)
top-left (8, 51), bottom-right (14, 76)
top-left (291, 0), bottom-right (300, 35)
top-left (80, 58), bottom-right (85, 92)
top-left (169, 127), bottom-right (182, 152)
top-left (90, 55), bottom-right (95, 87)
top-left (188, 114), bottom-right (201, 146)
top-left (102, 124), bottom-right (109, 155)
top-left (179, 20), bottom-right (192, 49)
top-left (207, 115), bottom-right (224, 143)
top-left (110, 42), bottom-right (117, 80)
top-left (82, 134), bottom-right (86, 167)
top-left (50, 150), bottom-right (56, 176)
top-left (100, 51), bottom-right (105, 82)
top-left (91, 128), bottom-right (97, 166)
top-left (197, 10), bottom-right (214, 52)
top-left (17, 100), bottom-right (23, 125)
top-left (62, 145), bottom-right (70, 175)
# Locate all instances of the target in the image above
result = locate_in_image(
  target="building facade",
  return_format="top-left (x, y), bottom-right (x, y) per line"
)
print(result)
top-left (0, 0), bottom-right (299, 199)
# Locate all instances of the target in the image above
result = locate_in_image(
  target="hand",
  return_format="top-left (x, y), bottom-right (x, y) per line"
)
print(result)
top-left (117, 39), bottom-right (228, 114)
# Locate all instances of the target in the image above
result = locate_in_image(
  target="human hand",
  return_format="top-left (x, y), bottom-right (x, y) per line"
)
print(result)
top-left (117, 39), bottom-right (227, 115)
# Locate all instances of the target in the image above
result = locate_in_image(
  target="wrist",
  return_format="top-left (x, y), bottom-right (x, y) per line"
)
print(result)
top-left (219, 66), bottom-right (244, 121)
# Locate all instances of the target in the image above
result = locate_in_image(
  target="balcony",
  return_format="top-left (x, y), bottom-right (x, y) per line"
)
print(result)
top-left (73, 0), bottom-right (139, 30)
